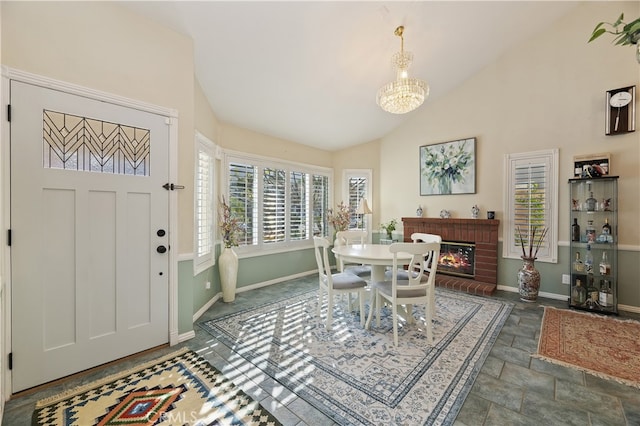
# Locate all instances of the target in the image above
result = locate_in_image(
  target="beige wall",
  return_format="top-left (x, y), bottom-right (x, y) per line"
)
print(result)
top-left (373, 1), bottom-right (639, 247)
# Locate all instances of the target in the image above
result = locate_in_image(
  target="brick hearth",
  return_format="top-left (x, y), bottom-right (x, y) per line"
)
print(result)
top-left (402, 217), bottom-right (500, 296)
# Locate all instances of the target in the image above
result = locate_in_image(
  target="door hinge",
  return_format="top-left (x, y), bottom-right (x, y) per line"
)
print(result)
top-left (162, 183), bottom-right (185, 191)
top-left (8, 352), bottom-right (12, 370)
top-left (7, 105), bottom-right (11, 122)
top-left (7, 229), bottom-right (11, 246)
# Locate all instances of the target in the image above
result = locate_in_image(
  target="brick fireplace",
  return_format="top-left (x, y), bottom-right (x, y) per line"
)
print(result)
top-left (402, 217), bottom-right (499, 296)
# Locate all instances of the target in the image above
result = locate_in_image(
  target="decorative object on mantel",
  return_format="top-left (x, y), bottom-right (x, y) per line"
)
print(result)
top-left (487, 211), bottom-right (496, 220)
top-left (380, 218), bottom-right (398, 239)
top-left (416, 205), bottom-right (423, 217)
top-left (588, 13), bottom-right (640, 63)
top-left (515, 225), bottom-right (548, 302)
top-left (219, 196), bottom-right (242, 303)
top-left (439, 209), bottom-right (451, 219)
top-left (328, 201), bottom-right (351, 246)
top-left (376, 26), bottom-right (428, 114)
top-left (420, 138), bottom-right (476, 195)
top-left (471, 205), bottom-right (479, 219)
top-left (605, 86), bottom-right (635, 135)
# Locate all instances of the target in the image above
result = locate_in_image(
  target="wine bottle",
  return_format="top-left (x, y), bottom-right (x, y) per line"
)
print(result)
top-left (585, 220), bottom-right (596, 243)
top-left (599, 280), bottom-right (613, 307)
top-left (573, 251), bottom-right (584, 272)
top-left (571, 218), bottom-right (580, 242)
top-left (585, 191), bottom-right (597, 212)
top-left (599, 251), bottom-right (611, 275)
top-left (572, 279), bottom-right (586, 305)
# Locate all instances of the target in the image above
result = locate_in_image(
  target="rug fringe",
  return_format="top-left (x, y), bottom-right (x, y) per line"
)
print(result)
top-left (34, 347), bottom-right (191, 408)
top-left (532, 353), bottom-right (640, 390)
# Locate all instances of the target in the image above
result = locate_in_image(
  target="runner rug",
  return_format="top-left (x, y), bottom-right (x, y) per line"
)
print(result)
top-left (32, 348), bottom-right (281, 426)
top-left (199, 288), bottom-right (513, 425)
top-left (536, 306), bottom-right (640, 389)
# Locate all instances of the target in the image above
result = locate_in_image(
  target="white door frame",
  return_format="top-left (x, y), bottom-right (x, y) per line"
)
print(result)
top-left (0, 66), bottom-right (180, 399)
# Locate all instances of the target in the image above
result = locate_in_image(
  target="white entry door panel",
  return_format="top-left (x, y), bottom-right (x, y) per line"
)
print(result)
top-left (10, 81), bottom-right (170, 392)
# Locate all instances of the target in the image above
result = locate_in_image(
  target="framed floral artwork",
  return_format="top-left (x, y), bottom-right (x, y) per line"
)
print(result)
top-left (420, 137), bottom-right (476, 195)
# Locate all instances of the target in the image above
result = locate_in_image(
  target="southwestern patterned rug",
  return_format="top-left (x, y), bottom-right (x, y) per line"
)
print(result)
top-left (32, 348), bottom-right (281, 426)
top-left (200, 288), bottom-right (513, 425)
top-left (536, 306), bottom-right (640, 389)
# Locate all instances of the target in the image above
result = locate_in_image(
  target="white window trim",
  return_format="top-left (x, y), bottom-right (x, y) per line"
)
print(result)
top-left (223, 149), bottom-right (333, 256)
top-left (343, 169), bottom-right (373, 242)
top-left (193, 131), bottom-right (217, 275)
top-left (503, 149), bottom-right (559, 263)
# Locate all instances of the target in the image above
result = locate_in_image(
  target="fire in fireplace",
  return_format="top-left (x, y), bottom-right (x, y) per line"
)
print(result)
top-left (438, 241), bottom-right (475, 278)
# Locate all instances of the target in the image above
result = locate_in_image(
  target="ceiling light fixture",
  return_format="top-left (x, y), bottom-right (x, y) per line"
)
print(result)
top-left (376, 26), bottom-right (429, 114)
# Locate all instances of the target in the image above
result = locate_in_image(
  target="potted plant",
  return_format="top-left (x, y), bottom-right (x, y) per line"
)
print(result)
top-left (589, 13), bottom-right (640, 62)
top-left (219, 196), bottom-right (242, 302)
top-left (380, 218), bottom-right (398, 240)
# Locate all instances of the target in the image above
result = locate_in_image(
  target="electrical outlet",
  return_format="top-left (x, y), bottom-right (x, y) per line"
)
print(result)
top-left (561, 274), bottom-right (570, 285)
top-left (205, 281), bottom-right (211, 290)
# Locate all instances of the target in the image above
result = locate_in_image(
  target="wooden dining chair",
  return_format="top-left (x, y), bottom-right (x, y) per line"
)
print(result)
top-left (371, 241), bottom-right (441, 346)
top-left (313, 236), bottom-right (368, 330)
top-left (335, 230), bottom-right (371, 277)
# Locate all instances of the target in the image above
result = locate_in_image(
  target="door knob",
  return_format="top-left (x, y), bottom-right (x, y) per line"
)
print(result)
top-left (157, 245), bottom-right (167, 254)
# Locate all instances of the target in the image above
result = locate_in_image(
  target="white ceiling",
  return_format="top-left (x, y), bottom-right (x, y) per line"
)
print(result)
top-left (124, 1), bottom-right (579, 151)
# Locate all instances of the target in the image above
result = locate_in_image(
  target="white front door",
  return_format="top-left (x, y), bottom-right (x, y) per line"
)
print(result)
top-left (10, 80), bottom-right (170, 392)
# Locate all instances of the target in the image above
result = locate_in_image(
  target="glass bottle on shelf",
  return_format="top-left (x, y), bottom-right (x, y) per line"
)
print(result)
top-left (602, 218), bottom-right (612, 235)
top-left (585, 220), bottom-right (596, 243)
top-left (599, 280), bottom-right (613, 307)
top-left (599, 251), bottom-right (611, 275)
top-left (586, 279), bottom-right (599, 308)
top-left (572, 279), bottom-right (586, 305)
top-left (573, 251), bottom-right (584, 272)
top-left (585, 191), bottom-right (597, 212)
top-left (571, 218), bottom-right (580, 242)
top-left (584, 245), bottom-right (594, 289)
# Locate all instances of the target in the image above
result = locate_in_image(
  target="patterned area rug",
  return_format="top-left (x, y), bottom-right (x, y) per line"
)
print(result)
top-left (536, 306), bottom-right (640, 388)
top-left (32, 348), bottom-right (281, 426)
top-left (200, 288), bottom-right (513, 425)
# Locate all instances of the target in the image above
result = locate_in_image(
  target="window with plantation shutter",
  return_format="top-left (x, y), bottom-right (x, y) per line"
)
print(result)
top-left (225, 152), bottom-right (331, 253)
top-left (193, 132), bottom-right (216, 275)
top-left (343, 169), bottom-right (372, 236)
top-left (503, 149), bottom-right (558, 263)
top-left (228, 162), bottom-right (258, 246)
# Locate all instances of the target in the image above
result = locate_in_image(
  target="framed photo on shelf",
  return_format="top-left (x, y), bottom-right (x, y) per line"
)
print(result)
top-left (573, 153), bottom-right (610, 178)
top-left (419, 137), bottom-right (476, 195)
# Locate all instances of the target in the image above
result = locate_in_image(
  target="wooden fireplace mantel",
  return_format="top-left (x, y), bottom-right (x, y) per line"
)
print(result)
top-left (402, 217), bottom-right (499, 285)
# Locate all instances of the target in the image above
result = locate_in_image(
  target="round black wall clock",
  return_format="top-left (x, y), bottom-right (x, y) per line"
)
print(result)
top-left (606, 86), bottom-right (636, 135)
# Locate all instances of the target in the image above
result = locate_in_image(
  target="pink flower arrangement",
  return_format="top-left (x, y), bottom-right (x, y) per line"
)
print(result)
top-left (327, 201), bottom-right (351, 232)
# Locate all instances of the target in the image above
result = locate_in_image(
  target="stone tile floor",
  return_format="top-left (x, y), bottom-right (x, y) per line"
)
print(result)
top-left (4, 274), bottom-right (640, 425)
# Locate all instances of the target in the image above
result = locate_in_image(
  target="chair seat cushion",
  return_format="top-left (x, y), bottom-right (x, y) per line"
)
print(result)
top-left (372, 280), bottom-right (427, 298)
top-left (384, 269), bottom-right (429, 282)
top-left (331, 272), bottom-right (367, 289)
top-left (344, 265), bottom-right (371, 277)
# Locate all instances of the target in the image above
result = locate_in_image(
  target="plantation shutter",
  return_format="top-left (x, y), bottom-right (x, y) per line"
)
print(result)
top-left (229, 162), bottom-right (257, 246)
top-left (289, 171), bottom-right (308, 241)
top-left (348, 176), bottom-right (367, 230)
top-left (312, 174), bottom-right (329, 237)
top-left (504, 150), bottom-right (558, 263)
top-left (194, 133), bottom-right (215, 274)
top-left (263, 167), bottom-right (286, 244)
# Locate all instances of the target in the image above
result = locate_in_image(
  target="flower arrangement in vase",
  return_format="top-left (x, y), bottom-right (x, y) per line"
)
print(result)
top-left (219, 196), bottom-right (241, 248)
top-left (327, 201), bottom-right (351, 233)
top-left (380, 218), bottom-right (398, 239)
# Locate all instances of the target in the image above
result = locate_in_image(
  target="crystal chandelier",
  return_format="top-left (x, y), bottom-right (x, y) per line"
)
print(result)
top-left (376, 26), bottom-right (429, 114)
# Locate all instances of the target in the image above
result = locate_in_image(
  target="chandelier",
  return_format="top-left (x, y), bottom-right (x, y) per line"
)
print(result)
top-left (376, 26), bottom-right (429, 114)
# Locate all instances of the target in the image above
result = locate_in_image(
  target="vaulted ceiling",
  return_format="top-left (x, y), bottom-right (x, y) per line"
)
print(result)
top-left (124, 1), bottom-right (579, 150)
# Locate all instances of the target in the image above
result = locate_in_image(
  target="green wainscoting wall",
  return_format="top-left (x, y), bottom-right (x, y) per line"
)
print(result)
top-left (177, 240), bottom-right (640, 335)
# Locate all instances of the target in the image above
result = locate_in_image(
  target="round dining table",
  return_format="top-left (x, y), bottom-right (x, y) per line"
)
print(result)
top-left (331, 243), bottom-right (413, 329)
